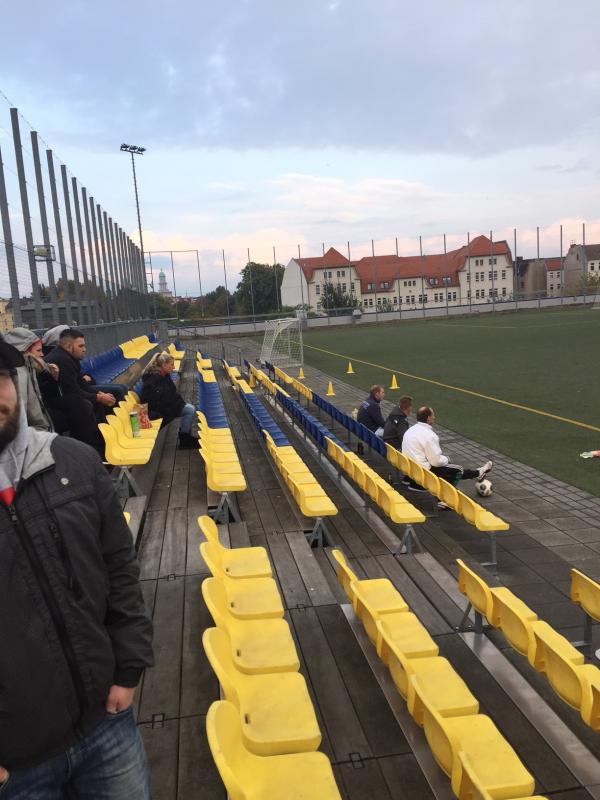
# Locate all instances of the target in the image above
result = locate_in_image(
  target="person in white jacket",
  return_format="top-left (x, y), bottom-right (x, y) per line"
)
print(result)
top-left (402, 406), bottom-right (492, 507)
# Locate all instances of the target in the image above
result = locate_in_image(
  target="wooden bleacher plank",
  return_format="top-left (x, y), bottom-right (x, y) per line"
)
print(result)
top-left (334, 759), bottom-right (396, 799)
top-left (377, 753), bottom-right (437, 800)
top-left (227, 520), bottom-right (251, 548)
top-left (139, 719), bottom-right (179, 800)
top-left (138, 509), bottom-right (168, 580)
top-left (375, 553), bottom-right (453, 636)
top-left (138, 575), bottom-right (185, 723)
top-left (177, 715), bottom-right (226, 800)
top-left (179, 575), bottom-right (219, 718)
top-left (317, 603), bottom-right (411, 759)
top-left (284, 530), bottom-right (337, 606)
top-left (268, 486), bottom-right (307, 531)
top-left (435, 633), bottom-right (581, 794)
top-left (314, 548), bottom-right (350, 604)
top-left (159, 507), bottom-right (188, 578)
top-left (328, 509), bottom-right (375, 557)
top-left (265, 530), bottom-right (313, 609)
top-left (399, 553), bottom-right (470, 631)
top-left (290, 604), bottom-right (374, 763)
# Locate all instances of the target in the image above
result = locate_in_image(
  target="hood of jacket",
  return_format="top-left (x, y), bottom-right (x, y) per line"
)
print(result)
top-left (22, 427), bottom-right (57, 481)
top-left (42, 324), bottom-right (69, 348)
top-left (4, 327), bottom-right (40, 353)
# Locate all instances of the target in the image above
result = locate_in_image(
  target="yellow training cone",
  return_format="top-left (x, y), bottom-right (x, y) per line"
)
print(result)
top-left (389, 374), bottom-right (399, 390)
top-left (298, 366), bottom-right (305, 379)
top-left (326, 381), bottom-right (336, 397)
top-left (249, 372), bottom-right (256, 388)
top-left (346, 361), bottom-right (355, 375)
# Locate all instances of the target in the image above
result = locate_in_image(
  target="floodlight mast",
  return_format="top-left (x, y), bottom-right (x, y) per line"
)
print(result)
top-left (119, 143), bottom-right (152, 313)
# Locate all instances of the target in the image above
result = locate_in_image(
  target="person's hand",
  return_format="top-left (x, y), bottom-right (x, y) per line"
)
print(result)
top-left (82, 374), bottom-right (93, 383)
top-left (105, 684), bottom-right (136, 714)
top-left (97, 392), bottom-right (116, 407)
top-left (47, 363), bottom-right (59, 380)
top-left (0, 765), bottom-right (8, 784)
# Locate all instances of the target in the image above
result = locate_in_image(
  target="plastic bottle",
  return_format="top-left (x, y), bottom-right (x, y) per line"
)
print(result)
top-left (130, 410), bottom-right (141, 438)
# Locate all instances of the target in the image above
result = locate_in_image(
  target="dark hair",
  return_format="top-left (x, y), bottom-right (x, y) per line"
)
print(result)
top-left (416, 406), bottom-right (433, 423)
top-left (399, 395), bottom-right (413, 411)
top-left (59, 328), bottom-right (85, 342)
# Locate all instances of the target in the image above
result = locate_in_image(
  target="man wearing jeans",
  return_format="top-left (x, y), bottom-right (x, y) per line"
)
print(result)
top-left (0, 335), bottom-right (153, 798)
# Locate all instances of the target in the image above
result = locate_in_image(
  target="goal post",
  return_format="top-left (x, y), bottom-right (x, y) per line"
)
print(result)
top-left (260, 317), bottom-right (303, 368)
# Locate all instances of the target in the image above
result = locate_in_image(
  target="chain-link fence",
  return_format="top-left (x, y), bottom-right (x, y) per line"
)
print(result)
top-left (0, 100), bottom-right (150, 341)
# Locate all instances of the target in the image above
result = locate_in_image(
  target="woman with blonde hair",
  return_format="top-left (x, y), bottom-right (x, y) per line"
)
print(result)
top-left (140, 352), bottom-right (196, 448)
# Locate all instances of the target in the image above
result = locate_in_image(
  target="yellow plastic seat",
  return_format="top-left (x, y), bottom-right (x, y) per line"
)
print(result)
top-left (456, 559), bottom-right (493, 620)
top-left (99, 424), bottom-right (150, 466)
top-left (411, 675), bottom-right (535, 799)
top-left (439, 478), bottom-right (460, 511)
top-left (113, 407), bottom-right (159, 440)
top-left (198, 516), bottom-right (272, 579)
top-left (421, 468), bottom-right (441, 498)
top-left (376, 612), bottom-right (439, 668)
top-left (408, 459), bottom-right (426, 488)
top-left (200, 546), bottom-right (283, 620)
top-left (580, 667), bottom-right (600, 730)
top-left (489, 587), bottom-right (538, 658)
top-left (378, 622), bottom-right (478, 716)
top-left (106, 416), bottom-right (155, 452)
top-left (202, 578), bottom-right (299, 674)
top-left (571, 568), bottom-right (600, 622)
top-left (200, 452), bottom-right (247, 493)
top-left (123, 511), bottom-right (130, 525)
top-left (203, 628), bottom-right (320, 756)
top-left (458, 491), bottom-right (510, 532)
top-left (206, 701), bottom-right (341, 800)
top-left (457, 751), bottom-right (546, 800)
top-left (331, 549), bottom-right (406, 615)
top-left (529, 621), bottom-right (588, 706)
top-left (395, 450), bottom-right (412, 477)
top-left (167, 342), bottom-right (185, 358)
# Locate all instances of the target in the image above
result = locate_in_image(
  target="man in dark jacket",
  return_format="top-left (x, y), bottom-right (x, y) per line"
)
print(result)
top-left (383, 394), bottom-right (413, 450)
top-left (40, 328), bottom-right (115, 452)
top-left (357, 384), bottom-right (386, 434)
top-left (0, 336), bottom-right (153, 798)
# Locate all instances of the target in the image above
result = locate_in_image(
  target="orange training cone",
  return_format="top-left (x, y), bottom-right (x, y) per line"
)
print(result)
top-left (298, 366), bottom-right (305, 379)
top-left (346, 361), bottom-right (355, 375)
top-left (389, 374), bottom-right (399, 390)
top-left (326, 381), bottom-right (335, 397)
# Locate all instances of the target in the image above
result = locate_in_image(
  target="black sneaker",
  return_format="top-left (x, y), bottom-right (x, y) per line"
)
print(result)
top-left (406, 483), bottom-right (427, 493)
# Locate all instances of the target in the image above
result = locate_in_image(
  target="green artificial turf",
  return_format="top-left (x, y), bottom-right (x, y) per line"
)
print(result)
top-left (301, 308), bottom-right (600, 496)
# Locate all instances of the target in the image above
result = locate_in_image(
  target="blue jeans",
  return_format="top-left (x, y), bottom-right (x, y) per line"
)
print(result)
top-left (0, 707), bottom-right (150, 800)
top-left (91, 384), bottom-right (128, 403)
top-left (179, 403), bottom-right (196, 435)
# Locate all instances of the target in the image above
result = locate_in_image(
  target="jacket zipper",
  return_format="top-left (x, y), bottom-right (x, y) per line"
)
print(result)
top-left (7, 501), bottom-right (87, 729)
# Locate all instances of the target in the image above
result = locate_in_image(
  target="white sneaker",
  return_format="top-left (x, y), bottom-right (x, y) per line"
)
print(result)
top-left (437, 501), bottom-right (450, 510)
top-left (477, 460), bottom-right (493, 481)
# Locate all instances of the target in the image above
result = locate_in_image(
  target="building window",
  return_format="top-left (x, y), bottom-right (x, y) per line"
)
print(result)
top-left (475, 273), bottom-right (479, 282)
top-left (502, 287), bottom-right (506, 297)
top-left (393, 296), bottom-right (398, 304)
top-left (377, 297), bottom-right (382, 305)
top-left (591, 264), bottom-right (596, 271)
top-left (467, 290), bottom-right (471, 299)
top-left (466, 273), bottom-right (471, 282)
top-left (493, 270), bottom-right (497, 279)
top-left (452, 291), bottom-right (457, 300)
top-left (493, 257), bottom-right (497, 265)
top-left (342, 283), bottom-right (347, 292)
top-left (501, 270), bottom-right (506, 279)
top-left (316, 302), bottom-right (322, 310)
top-left (550, 284), bottom-right (554, 291)
top-left (315, 285), bottom-right (320, 295)
top-left (368, 298), bottom-right (373, 307)
top-left (341, 270), bottom-right (346, 277)
top-left (381, 281), bottom-right (389, 289)
top-left (367, 282), bottom-right (374, 290)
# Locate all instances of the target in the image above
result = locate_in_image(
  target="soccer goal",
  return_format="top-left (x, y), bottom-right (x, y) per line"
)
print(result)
top-left (260, 317), bottom-right (303, 368)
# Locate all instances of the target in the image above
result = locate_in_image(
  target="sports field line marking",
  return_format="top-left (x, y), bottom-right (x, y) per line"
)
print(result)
top-left (303, 342), bottom-right (600, 434)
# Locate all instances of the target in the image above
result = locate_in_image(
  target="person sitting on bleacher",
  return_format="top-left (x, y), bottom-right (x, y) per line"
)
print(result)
top-left (140, 352), bottom-right (196, 449)
top-left (402, 406), bottom-right (492, 507)
top-left (357, 384), bottom-right (386, 436)
top-left (40, 329), bottom-right (115, 454)
top-left (4, 327), bottom-right (57, 432)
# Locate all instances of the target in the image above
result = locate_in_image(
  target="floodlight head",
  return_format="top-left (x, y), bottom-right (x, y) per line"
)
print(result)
top-left (120, 143), bottom-right (146, 155)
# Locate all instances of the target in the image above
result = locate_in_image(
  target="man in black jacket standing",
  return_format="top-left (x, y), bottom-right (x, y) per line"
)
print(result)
top-left (40, 328), bottom-right (115, 453)
top-left (0, 336), bottom-right (153, 798)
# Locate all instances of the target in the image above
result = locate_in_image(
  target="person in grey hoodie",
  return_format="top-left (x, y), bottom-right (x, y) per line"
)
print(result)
top-left (0, 334), bottom-right (153, 798)
top-left (4, 327), bottom-right (57, 432)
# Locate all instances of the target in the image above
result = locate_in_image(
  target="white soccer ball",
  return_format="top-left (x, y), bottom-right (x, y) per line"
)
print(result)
top-left (476, 478), bottom-right (493, 497)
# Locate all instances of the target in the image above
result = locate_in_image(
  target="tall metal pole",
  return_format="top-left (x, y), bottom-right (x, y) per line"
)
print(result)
top-left (222, 249), bottom-right (231, 332)
top-left (247, 247), bottom-right (256, 326)
top-left (60, 166), bottom-right (84, 324)
top-left (272, 245), bottom-right (280, 312)
top-left (0, 144), bottom-right (22, 325)
top-left (46, 149), bottom-right (72, 323)
top-left (31, 131), bottom-right (60, 324)
top-left (170, 251), bottom-right (180, 323)
top-left (195, 250), bottom-right (204, 317)
top-left (130, 152), bottom-right (145, 278)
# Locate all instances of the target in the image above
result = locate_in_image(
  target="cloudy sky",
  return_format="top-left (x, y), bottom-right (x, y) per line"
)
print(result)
top-left (1, 0), bottom-right (600, 294)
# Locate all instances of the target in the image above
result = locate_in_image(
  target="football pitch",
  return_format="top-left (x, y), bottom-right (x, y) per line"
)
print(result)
top-left (301, 307), bottom-right (600, 496)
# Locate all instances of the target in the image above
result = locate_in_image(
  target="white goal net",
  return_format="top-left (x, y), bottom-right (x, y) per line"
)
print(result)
top-left (260, 317), bottom-right (303, 368)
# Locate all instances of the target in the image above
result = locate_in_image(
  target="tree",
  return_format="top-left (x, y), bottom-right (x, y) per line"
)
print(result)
top-left (148, 292), bottom-right (175, 319)
top-left (320, 281), bottom-right (358, 313)
top-left (235, 262), bottom-right (284, 315)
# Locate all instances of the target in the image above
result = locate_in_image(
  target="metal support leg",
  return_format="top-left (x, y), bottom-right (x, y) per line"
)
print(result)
top-left (572, 612), bottom-right (593, 657)
top-left (305, 517), bottom-right (329, 548)
top-left (111, 466), bottom-right (142, 498)
top-left (395, 523), bottom-right (423, 556)
top-left (456, 601), bottom-right (473, 631)
top-left (210, 492), bottom-right (240, 524)
top-left (481, 531), bottom-right (498, 569)
top-left (456, 602), bottom-right (485, 633)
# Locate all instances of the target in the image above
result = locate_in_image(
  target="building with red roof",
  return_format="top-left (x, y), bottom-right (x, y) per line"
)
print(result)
top-left (280, 235), bottom-right (514, 312)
